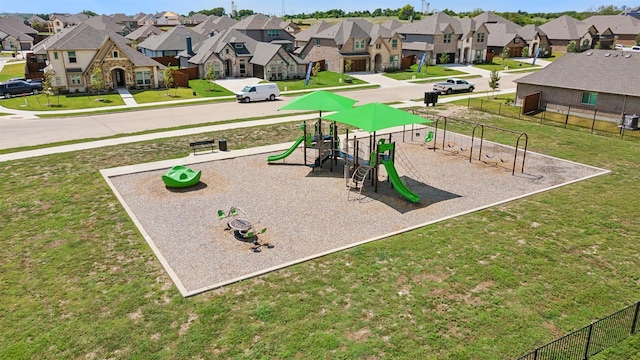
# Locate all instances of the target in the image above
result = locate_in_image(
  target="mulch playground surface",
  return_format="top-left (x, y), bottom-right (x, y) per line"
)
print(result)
top-left (103, 130), bottom-right (608, 296)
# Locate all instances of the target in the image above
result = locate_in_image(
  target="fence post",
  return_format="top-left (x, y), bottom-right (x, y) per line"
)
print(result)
top-left (565, 105), bottom-right (571, 128)
top-left (480, 99), bottom-right (483, 111)
top-left (591, 109), bottom-right (597, 134)
top-left (499, 103), bottom-right (502, 116)
top-left (467, 97), bottom-right (470, 109)
top-left (631, 301), bottom-right (640, 335)
top-left (584, 322), bottom-right (594, 360)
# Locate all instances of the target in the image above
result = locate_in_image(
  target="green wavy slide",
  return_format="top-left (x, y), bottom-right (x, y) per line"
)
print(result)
top-left (267, 136), bottom-right (305, 162)
top-left (380, 159), bottom-right (420, 203)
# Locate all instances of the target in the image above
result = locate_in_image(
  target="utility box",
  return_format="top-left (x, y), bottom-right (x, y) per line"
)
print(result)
top-left (424, 91), bottom-right (438, 106)
top-left (622, 114), bottom-right (639, 130)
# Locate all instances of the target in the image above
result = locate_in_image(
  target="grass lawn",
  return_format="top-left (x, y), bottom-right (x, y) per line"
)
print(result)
top-left (0, 93), bottom-right (125, 110)
top-left (271, 70), bottom-right (366, 91)
top-left (188, 79), bottom-right (235, 97)
top-left (474, 58), bottom-right (539, 72)
top-left (1, 107), bottom-right (640, 358)
top-left (0, 62), bottom-right (26, 82)
top-left (384, 63), bottom-right (466, 80)
top-left (131, 87), bottom-right (204, 104)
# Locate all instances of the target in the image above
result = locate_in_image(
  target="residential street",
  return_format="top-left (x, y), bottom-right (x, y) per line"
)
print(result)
top-left (0, 69), bottom-right (530, 150)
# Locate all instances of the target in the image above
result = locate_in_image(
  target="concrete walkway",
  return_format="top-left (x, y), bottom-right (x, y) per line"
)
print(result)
top-left (116, 88), bottom-right (137, 106)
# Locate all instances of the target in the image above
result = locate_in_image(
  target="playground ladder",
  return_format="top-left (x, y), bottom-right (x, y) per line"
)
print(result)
top-left (388, 142), bottom-right (427, 185)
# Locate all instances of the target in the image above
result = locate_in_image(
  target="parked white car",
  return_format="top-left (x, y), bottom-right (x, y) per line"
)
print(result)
top-left (432, 78), bottom-right (475, 95)
top-left (235, 83), bottom-right (280, 103)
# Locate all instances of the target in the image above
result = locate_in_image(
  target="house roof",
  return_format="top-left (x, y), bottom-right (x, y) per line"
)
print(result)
top-left (517, 24), bottom-right (546, 41)
top-left (0, 16), bottom-right (37, 36)
top-left (111, 13), bottom-right (136, 23)
top-left (0, 21), bottom-right (35, 42)
top-left (83, 15), bottom-right (129, 34)
top-left (193, 15), bottom-right (238, 35)
top-left (484, 23), bottom-right (516, 47)
top-left (232, 14), bottom-right (285, 30)
top-left (397, 12), bottom-right (462, 35)
top-left (539, 15), bottom-right (594, 40)
top-left (125, 24), bottom-right (163, 41)
top-left (515, 49), bottom-right (640, 96)
top-left (582, 15), bottom-right (640, 35)
top-left (184, 28), bottom-right (256, 64)
top-left (50, 13), bottom-right (89, 24)
top-left (472, 11), bottom-right (520, 33)
top-left (138, 25), bottom-right (207, 51)
top-left (294, 20), bottom-right (333, 42)
top-left (314, 19), bottom-right (373, 45)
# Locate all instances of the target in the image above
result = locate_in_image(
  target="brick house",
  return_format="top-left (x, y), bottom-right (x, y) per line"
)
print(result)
top-left (539, 15), bottom-right (598, 53)
top-left (297, 19), bottom-right (402, 73)
top-left (232, 14), bottom-right (296, 52)
top-left (514, 49), bottom-right (640, 120)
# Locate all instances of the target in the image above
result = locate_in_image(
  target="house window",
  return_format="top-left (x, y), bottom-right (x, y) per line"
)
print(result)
top-left (391, 39), bottom-right (398, 49)
top-left (376, 43), bottom-right (381, 49)
top-left (113, 51), bottom-right (119, 58)
top-left (69, 74), bottom-right (81, 85)
top-left (443, 34), bottom-right (452, 43)
top-left (225, 49), bottom-right (229, 54)
top-left (267, 30), bottom-right (279, 37)
top-left (239, 60), bottom-right (246, 75)
top-left (68, 51), bottom-right (77, 63)
top-left (234, 44), bottom-right (243, 48)
top-left (355, 39), bottom-right (365, 49)
top-left (316, 39), bottom-right (320, 45)
top-left (214, 64), bottom-right (221, 77)
top-left (476, 33), bottom-right (485, 43)
top-left (55, 77), bottom-right (61, 85)
top-left (581, 92), bottom-right (598, 105)
top-left (53, 52), bottom-right (58, 60)
top-left (135, 71), bottom-right (151, 86)
top-left (514, 37), bottom-right (520, 43)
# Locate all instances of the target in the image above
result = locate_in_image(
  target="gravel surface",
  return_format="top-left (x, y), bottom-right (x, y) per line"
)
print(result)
top-left (105, 130), bottom-right (608, 296)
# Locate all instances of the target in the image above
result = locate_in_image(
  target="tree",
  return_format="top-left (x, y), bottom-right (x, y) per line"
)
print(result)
top-left (398, 4), bottom-right (416, 20)
top-left (438, 53), bottom-right (450, 67)
top-left (204, 63), bottom-right (216, 92)
top-left (311, 62), bottom-right (321, 83)
top-left (236, 9), bottom-right (254, 18)
top-left (42, 69), bottom-right (54, 106)
top-left (344, 59), bottom-right (352, 81)
top-left (81, 10), bottom-right (98, 17)
top-left (488, 70), bottom-right (500, 97)
top-left (91, 68), bottom-right (105, 100)
top-left (567, 40), bottom-right (578, 53)
top-left (593, 41), bottom-right (602, 50)
top-left (636, 34), bottom-right (640, 46)
top-left (521, 46), bottom-right (530, 58)
top-left (163, 67), bottom-right (174, 96)
top-left (500, 47), bottom-right (510, 64)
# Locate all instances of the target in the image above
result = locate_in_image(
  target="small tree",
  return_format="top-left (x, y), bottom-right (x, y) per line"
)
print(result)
top-left (500, 47), bottom-right (510, 65)
top-left (344, 59), bottom-right (352, 81)
top-left (163, 67), bottom-right (174, 96)
top-left (91, 68), bottom-right (105, 100)
top-left (204, 63), bottom-right (216, 92)
top-left (438, 53), bottom-right (450, 68)
top-left (594, 41), bottom-right (602, 50)
top-left (635, 33), bottom-right (640, 46)
top-left (42, 69), bottom-right (54, 106)
top-left (12, 45), bottom-right (19, 58)
top-left (567, 41), bottom-right (578, 53)
top-left (488, 70), bottom-right (500, 98)
top-left (521, 46), bottom-right (530, 58)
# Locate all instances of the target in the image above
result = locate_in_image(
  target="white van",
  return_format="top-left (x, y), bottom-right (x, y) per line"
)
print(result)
top-left (235, 83), bottom-right (280, 103)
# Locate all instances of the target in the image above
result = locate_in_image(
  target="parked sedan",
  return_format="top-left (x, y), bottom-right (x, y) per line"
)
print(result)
top-left (0, 79), bottom-right (43, 99)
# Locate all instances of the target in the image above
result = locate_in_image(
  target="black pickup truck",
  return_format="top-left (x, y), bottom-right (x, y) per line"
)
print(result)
top-left (0, 79), bottom-right (43, 99)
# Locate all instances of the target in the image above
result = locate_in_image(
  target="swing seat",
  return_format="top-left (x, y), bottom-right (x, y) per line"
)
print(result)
top-left (424, 131), bottom-right (434, 143)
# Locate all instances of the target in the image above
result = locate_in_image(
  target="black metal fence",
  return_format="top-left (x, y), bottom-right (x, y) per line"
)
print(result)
top-left (466, 98), bottom-right (640, 141)
top-left (517, 300), bottom-right (640, 360)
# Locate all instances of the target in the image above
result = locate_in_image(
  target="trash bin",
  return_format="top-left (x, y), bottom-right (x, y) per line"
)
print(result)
top-left (622, 114), bottom-right (639, 130)
top-left (218, 138), bottom-right (227, 151)
top-left (424, 91), bottom-right (438, 106)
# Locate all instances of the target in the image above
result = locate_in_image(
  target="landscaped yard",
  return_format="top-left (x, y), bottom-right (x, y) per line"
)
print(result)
top-left (0, 92), bottom-right (124, 110)
top-left (272, 70), bottom-right (367, 91)
top-left (131, 81), bottom-right (236, 104)
top-left (384, 63), bottom-right (466, 80)
top-left (1, 105), bottom-right (639, 358)
top-left (474, 58), bottom-right (540, 72)
top-left (0, 62), bottom-right (26, 82)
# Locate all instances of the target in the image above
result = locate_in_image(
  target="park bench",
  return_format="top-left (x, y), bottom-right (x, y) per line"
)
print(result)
top-left (189, 139), bottom-right (216, 154)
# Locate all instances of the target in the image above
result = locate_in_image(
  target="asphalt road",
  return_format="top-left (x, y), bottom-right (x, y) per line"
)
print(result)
top-left (0, 72), bottom-right (527, 150)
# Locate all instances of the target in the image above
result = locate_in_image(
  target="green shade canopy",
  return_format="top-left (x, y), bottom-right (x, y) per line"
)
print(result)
top-left (278, 90), bottom-right (357, 114)
top-left (322, 102), bottom-right (434, 132)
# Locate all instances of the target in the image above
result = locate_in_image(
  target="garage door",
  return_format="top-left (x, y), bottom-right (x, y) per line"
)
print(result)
top-left (346, 59), bottom-right (367, 72)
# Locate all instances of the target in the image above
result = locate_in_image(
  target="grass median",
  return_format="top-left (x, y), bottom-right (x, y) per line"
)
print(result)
top-left (1, 108), bottom-right (639, 358)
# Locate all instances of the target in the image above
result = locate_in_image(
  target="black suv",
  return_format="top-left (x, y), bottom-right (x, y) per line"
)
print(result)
top-left (0, 79), bottom-right (43, 99)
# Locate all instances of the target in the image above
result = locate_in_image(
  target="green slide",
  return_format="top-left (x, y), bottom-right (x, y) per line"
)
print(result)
top-left (380, 159), bottom-right (420, 203)
top-left (267, 136), bottom-right (305, 162)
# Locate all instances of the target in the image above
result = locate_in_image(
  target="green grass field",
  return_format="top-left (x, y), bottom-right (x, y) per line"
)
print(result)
top-left (384, 63), bottom-right (466, 80)
top-left (0, 93), bottom-right (125, 110)
top-left (474, 58), bottom-right (540, 72)
top-left (0, 62), bottom-right (26, 82)
top-left (1, 106), bottom-right (639, 358)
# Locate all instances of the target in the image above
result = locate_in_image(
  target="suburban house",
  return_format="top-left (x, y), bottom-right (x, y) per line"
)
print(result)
top-left (48, 13), bottom-right (89, 33)
top-left (0, 16), bottom-right (38, 51)
top-left (137, 25), bottom-right (207, 57)
top-left (125, 24), bottom-right (164, 43)
top-left (279, 19), bottom-right (301, 35)
top-left (154, 11), bottom-right (181, 26)
top-left (514, 49), bottom-right (640, 120)
top-left (27, 15), bottom-right (49, 32)
top-left (231, 14), bottom-right (296, 51)
top-left (83, 15), bottom-right (133, 37)
top-left (539, 15), bottom-right (598, 52)
top-left (32, 23), bottom-right (165, 92)
top-left (297, 18), bottom-right (403, 73)
top-left (397, 12), bottom-right (475, 65)
top-left (187, 13), bottom-right (208, 25)
top-left (293, 20), bottom-right (333, 50)
top-left (134, 13), bottom-right (155, 27)
top-left (621, 5), bottom-right (640, 18)
top-left (111, 13), bottom-right (139, 31)
top-left (177, 28), bottom-right (306, 80)
top-left (193, 15), bottom-right (238, 36)
top-left (582, 15), bottom-right (640, 48)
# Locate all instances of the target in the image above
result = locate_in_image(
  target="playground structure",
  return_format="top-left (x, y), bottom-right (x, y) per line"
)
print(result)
top-left (161, 165), bottom-right (201, 188)
top-left (267, 118), bottom-right (423, 203)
